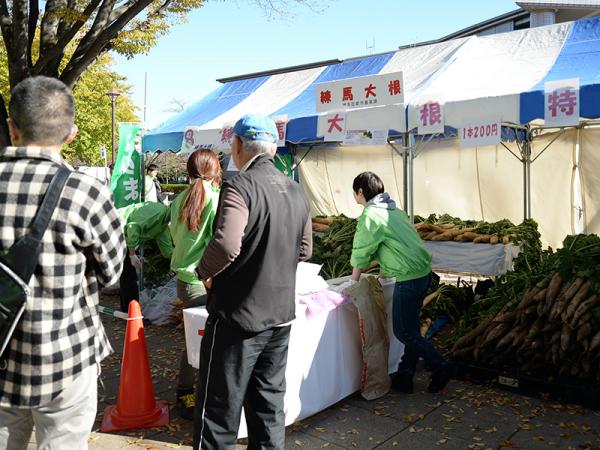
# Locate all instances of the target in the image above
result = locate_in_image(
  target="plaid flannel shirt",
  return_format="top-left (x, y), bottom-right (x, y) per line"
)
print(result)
top-left (0, 146), bottom-right (125, 408)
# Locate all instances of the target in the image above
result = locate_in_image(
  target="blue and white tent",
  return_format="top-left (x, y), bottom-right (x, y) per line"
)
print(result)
top-left (144, 16), bottom-right (600, 250)
top-left (144, 16), bottom-right (600, 153)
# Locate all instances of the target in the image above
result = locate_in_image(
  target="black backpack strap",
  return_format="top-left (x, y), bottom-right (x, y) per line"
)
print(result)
top-left (27, 167), bottom-right (71, 241)
top-left (2, 167), bottom-right (71, 282)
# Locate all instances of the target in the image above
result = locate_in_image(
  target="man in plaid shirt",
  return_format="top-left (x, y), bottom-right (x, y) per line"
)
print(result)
top-left (0, 77), bottom-right (125, 448)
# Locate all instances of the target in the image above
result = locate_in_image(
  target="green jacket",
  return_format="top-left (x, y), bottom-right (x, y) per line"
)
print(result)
top-left (169, 181), bottom-right (220, 285)
top-left (118, 202), bottom-right (173, 258)
top-left (350, 193), bottom-right (431, 282)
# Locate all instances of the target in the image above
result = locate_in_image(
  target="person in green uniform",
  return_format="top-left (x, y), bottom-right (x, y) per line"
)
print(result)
top-left (118, 201), bottom-right (173, 312)
top-left (168, 149), bottom-right (221, 420)
top-left (349, 171), bottom-right (455, 394)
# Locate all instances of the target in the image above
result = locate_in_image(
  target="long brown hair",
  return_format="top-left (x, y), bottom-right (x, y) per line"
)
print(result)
top-left (180, 149), bottom-right (222, 232)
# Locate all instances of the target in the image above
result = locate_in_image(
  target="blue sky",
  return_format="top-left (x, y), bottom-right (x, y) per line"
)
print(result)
top-left (113, 0), bottom-right (519, 128)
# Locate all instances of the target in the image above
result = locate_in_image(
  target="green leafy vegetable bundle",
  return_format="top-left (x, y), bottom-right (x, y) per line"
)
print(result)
top-left (310, 215), bottom-right (357, 280)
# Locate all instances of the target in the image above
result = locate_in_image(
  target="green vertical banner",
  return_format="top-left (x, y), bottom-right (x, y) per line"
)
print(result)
top-left (110, 123), bottom-right (143, 208)
top-left (274, 153), bottom-right (294, 178)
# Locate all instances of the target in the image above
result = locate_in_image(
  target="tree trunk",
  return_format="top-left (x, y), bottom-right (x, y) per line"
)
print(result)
top-left (0, 94), bottom-right (11, 148)
top-left (8, 0), bottom-right (32, 86)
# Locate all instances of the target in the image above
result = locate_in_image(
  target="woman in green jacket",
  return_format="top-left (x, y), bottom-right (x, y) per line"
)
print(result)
top-left (117, 201), bottom-right (173, 312)
top-left (349, 171), bottom-right (454, 394)
top-left (169, 149), bottom-right (221, 419)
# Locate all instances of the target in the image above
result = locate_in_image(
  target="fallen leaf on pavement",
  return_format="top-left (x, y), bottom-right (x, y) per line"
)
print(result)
top-left (498, 439), bottom-right (519, 448)
top-left (426, 402), bottom-right (442, 408)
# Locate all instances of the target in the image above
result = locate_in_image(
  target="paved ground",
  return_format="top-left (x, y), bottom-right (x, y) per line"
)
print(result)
top-left (31, 291), bottom-right (600, 450)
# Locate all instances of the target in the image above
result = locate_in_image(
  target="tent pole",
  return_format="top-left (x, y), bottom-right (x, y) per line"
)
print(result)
top-left (402, 133), bottom-right (408, 213)
top-left (408, 132), bottom-right (415, 224)
top-left (527, 142), bottom-right (531, 219)
top-left (523, 127), bottom-right (532, 220)
top-left (521, 141), bottom-right (532, 221)
top-left (522, 149), bottom-right (527, 221)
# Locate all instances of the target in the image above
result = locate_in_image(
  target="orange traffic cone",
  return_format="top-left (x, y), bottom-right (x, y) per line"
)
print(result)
top-left (101, 300), bottom-right (169, 432)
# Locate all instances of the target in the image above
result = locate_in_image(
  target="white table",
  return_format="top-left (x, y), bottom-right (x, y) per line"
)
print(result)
top-left (183, 278), bottom-right (403, 438)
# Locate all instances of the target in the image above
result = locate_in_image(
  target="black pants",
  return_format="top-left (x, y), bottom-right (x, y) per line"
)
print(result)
top-left (119, 252), bottom-right (139, 313)
top-left (193, 316), bottom-right (290, 450)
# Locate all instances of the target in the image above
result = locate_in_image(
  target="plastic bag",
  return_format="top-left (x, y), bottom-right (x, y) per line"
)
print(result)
top-left (140, 276), bottom-right (178, 325)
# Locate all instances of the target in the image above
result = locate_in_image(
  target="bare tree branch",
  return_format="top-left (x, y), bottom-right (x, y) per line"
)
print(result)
top-left (8, 0), bottom-right (30, 85)
top-left (153, 0), bottom-right (173, 18)
top-left (34, 0), bottom-right (102, 75)
top-left (0, 0), bottom-right (12, 51)
top-left (40, 0), bottom-right (63, 52)
top-left (61, 0), bottom-right (154, 86)
top-left (57, 0), bottom-right (76, 36)
top-left (163, 97), bottom-right (188, 113)
top-left (109, 0), bottom-right (171, 33)
top-left (27, 0), bottom-right (38, 67)
top-left (107, 0), bottom-right (135, 23)
top-left (39, 0), bottom-right (76, 75)
top-left (68, 0), bottom-right (118, 61)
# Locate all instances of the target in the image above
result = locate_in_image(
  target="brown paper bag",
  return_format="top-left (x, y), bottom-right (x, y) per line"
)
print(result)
top-left (344, 277), bottom-right (391, 400)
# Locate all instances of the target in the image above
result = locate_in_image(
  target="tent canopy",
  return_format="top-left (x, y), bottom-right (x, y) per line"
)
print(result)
top-left (520, 18), bottom-right (600, 123)
top-left (144, 16), bottom-right (600, 153)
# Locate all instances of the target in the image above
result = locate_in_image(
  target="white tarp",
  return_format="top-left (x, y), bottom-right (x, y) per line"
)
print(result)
top-left (200, 67), bottom-right (325, 131)
top-left (425, 241), bottom-right (520, 276)
top-left (298, 132), bottom-right (574, 249)
top-left (412, 139), bottom-right (482, 220)
top-left (476, 142), bottom-right (525, 224)
top-left (407, 23), bottom-right (570, 129)
top-left (530, 128), bottom-right (575, 248)
top-left (579, 126), bottom-right (600, 235)
top-left (298, 145), bottom-right (404, 217)
top-left (381, 38), bottom-right (469, 100)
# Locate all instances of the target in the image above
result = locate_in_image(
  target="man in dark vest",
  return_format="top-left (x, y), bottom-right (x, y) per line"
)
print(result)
top-left (194, 114), bottom-right (312, 449)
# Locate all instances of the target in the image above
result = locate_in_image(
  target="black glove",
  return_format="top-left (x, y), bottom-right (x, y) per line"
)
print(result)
top-left (153, 177), bottom-right (162, 193)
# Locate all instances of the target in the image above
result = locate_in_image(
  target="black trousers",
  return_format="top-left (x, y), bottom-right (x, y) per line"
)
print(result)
top-left (119, 252), bottom-right (139, 313)
top-left (193, 316), bottom-right (291, 450)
